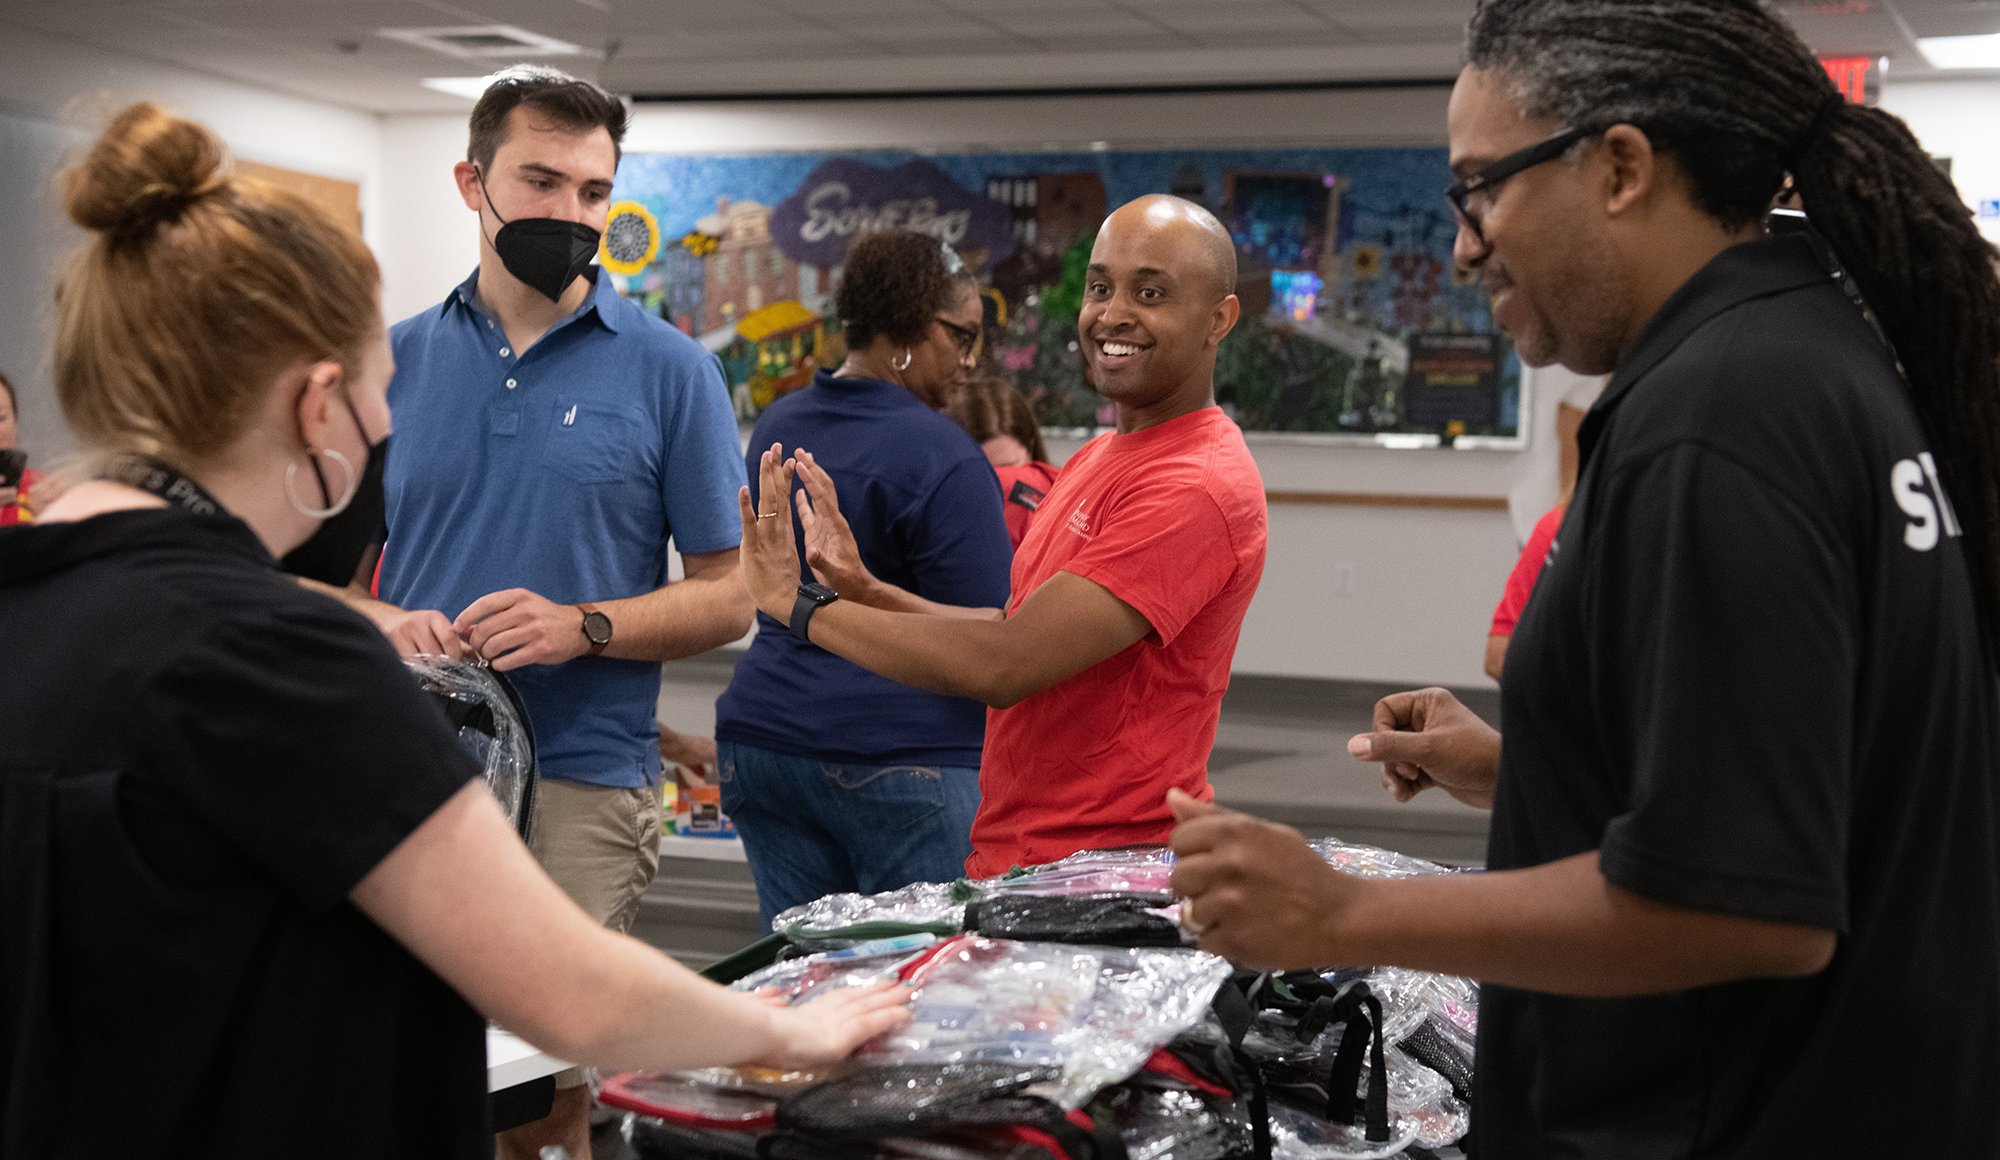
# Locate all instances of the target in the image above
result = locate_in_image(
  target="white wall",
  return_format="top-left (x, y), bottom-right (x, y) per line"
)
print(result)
top-left (1881, 78), bottom-right (2000, 246)
top-left (0, 22), bottom-right (386, 463)
top-left (377, 115), bottom-right (482, 326)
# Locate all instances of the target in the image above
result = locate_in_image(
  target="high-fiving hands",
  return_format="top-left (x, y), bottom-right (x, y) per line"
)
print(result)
top-left (793, 450), bottom-right (874, 597)
top-left (737, 442), bottom-right (806, 625)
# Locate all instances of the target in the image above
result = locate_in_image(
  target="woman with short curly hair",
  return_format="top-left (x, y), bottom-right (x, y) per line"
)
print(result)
top-left (715, 230), bottom-right (1013, 923)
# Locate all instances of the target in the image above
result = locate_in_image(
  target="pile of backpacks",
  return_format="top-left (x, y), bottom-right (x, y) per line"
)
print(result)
top-left (601, 842), bottom-right (1477, 1160)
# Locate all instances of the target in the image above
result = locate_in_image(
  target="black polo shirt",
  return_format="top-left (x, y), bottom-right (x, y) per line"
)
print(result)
top-left (1478, 234), bottom-right (2000, 1156)
top-left (0, 509), bottom-right (487, 1158)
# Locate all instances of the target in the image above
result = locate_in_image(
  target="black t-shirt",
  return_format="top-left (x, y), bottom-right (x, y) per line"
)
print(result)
top-left (1478, 234), bottom-right (2000, 1156)
top-left (0, 508), bottom-right (487, 1159)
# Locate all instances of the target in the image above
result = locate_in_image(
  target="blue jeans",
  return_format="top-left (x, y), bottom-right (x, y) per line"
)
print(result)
top-left (717, 741), bottom-right (980, 929)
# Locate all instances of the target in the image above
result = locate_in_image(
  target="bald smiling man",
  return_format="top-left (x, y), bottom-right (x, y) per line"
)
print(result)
top-left (738, 195), bottom-right (1269, 874)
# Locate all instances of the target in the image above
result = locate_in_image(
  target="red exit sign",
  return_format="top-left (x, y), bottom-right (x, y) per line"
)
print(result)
top-left (1820, 56), bottom-right (1872, 103)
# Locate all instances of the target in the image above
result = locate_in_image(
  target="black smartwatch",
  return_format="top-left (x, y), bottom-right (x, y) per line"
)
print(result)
top-left (791, 583), bottom-right (839, 643)
top-left (577, 603), bottom-right (612, 657)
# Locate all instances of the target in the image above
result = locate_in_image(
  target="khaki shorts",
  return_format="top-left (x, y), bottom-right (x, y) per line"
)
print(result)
top-left (529, 778), bottom-right (662, 1088)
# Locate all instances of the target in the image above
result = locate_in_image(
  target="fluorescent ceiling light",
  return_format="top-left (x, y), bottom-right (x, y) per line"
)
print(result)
top-left (1917, 33), bottom-right (2000, 70)
top-left (421, 75), bottom-right (503, 100)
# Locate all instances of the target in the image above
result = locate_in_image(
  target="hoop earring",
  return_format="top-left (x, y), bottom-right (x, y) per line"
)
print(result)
top-left (284, 447), bottom-right (358, 519)
top-left (892, 348), bottom-right (913, 372)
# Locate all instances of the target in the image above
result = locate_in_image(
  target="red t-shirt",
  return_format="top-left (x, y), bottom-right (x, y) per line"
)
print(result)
top-left (0, 467), bottom-right (43, 527)
top-left (993, 461), bottom-right (1062, 550)
top-left (1490, 504), bottom-right (1566, 635)
top-left (969, 407), bottom-right (1268, 877)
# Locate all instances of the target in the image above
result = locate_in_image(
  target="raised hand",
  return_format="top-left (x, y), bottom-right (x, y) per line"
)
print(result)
top-left (793, 450), bottom-right (872, 595)
top-left (736, 442), bottom-right (804, 624)
top-left (1347, 687), bottom-right (1502, 809)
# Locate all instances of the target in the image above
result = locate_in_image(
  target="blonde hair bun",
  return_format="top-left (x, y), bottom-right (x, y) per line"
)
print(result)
top-left (64, 102), bottom-right (228, 237)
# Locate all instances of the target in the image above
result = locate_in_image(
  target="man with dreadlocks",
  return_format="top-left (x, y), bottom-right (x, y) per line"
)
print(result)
top-left (1167, 0), bottom-right (2000, 1154)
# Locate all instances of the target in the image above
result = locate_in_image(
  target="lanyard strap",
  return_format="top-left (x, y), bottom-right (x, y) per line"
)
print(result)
top-left (108, 457), bottom-right (227, 516)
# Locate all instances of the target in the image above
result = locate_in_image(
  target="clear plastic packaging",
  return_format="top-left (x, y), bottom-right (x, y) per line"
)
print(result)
top-left (596, 1072), bottom-right (777, 1128)
top-left (770, 880), bottom-right (965, 936)
top-left (402, 655), bottom-right (534, 834)
top-left (1095, 1085), bottom-right (1241, 1160)
top-left (864, 935), bottom-right (1232, 1109)
top-left (987, 847), bottom-right (1179, 898)
top-left (729, 934), bottom-right (938, 1004)
top-left (1268, 1100), bottom-right (1418, 1160)
top-left (1305, 837), bottom-right (1452, 880)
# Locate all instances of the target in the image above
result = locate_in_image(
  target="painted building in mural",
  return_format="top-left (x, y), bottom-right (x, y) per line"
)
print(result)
top-left (699, 197), bottom-right (828, 338)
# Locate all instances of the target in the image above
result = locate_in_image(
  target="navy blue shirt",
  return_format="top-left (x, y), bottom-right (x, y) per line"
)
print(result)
top-left (716, 370), bottom-right (1012, 767)
top-left (382, 269), bottom-right (746, 788)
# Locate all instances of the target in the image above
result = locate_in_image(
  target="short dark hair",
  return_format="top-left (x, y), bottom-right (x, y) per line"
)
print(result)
top-left (467, 66), bottom-right (628, 172)
top-left (835, 231), bottom-right (975, 351)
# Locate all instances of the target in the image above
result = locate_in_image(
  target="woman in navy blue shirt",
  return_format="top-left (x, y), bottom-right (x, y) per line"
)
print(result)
top-left (716, 231), bottom-right (1013, 924)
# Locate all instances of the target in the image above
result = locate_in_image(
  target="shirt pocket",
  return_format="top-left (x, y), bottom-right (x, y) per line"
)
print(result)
top-left (541, 396), bottom-right (649, 485)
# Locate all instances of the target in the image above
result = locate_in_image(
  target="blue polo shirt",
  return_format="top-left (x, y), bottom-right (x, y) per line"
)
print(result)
top-left (382, 269), bottom-right (746, 788)
top-left (715, 370), bottom-right (1012, 767)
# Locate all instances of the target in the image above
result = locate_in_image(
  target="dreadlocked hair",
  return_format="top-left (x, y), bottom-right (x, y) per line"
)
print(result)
top-left (1469, 0), bottom-right (2000, 667)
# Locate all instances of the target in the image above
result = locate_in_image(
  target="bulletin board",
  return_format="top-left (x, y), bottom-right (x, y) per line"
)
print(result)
top-left (602, 144), bottom-right (1521, 446)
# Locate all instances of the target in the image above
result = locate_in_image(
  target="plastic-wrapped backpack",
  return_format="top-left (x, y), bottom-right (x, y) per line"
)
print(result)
top-left (608, 839), bottom-right (1478, 1160)
top-left (403, 655), bottom-right (538, 841)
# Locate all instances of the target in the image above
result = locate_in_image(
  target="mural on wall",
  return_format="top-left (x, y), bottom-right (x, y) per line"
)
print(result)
top-left (604, 145), bottom-right (1518, 440)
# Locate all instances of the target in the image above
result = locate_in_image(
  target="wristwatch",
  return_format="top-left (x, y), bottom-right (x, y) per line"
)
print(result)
top-left (577, 603), bottom-right (613, 657)
top-left (791, 583), bottom-right (839, 644)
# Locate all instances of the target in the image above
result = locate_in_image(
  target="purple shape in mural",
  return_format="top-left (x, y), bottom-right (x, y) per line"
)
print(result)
top-left (769, 157), bottom-right (1018, 271)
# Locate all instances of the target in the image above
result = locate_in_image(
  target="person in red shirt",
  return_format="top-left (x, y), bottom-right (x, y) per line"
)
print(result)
top-left (946, 376), bottom-right (1061, 549)
top-left (1484, 503), bottom-right (1564, 680)
top-left (0, 372), bottom-right (46, 526)
top-left (741, 193), bottom-right (1268, 876)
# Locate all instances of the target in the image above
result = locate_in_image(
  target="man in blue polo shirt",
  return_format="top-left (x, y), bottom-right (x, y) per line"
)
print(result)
top-left (345, 67), bottom-right (750, 1158)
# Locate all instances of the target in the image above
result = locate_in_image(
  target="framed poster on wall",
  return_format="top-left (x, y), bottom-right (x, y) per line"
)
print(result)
top-left (601, 143), bottom-right (1523, 448)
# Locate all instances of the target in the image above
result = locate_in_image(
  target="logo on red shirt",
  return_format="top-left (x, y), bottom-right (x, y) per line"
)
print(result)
top-left (1066, 504), bottom-right (1093, 540)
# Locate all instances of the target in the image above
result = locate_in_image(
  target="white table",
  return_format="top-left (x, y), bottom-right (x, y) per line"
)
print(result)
top-left (487, 1026), bottom-right (571, 1094)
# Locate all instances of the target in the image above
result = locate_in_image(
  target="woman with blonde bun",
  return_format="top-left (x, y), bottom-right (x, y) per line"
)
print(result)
top-left (0, 104), bottom-right (906, 1160)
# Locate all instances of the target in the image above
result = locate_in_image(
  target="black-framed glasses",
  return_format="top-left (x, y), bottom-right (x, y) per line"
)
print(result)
top-left (1445, 126), bottom-right (1590, 241)
top-left (936, 317), bottom-right (980, 359)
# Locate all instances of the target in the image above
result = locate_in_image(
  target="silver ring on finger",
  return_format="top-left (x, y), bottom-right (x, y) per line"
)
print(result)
top-left (1178, 895), bottom-right (1206, 937)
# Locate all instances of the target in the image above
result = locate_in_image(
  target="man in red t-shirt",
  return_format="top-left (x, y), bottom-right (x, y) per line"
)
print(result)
top-left (740, 194), bottom-right (1268, 876)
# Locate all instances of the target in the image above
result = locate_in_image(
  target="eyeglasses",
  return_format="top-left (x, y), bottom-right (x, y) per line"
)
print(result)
top-left (936, 317), bottom-right (980, 359)
top-left (1445, 126), bottom-right (1590, 242)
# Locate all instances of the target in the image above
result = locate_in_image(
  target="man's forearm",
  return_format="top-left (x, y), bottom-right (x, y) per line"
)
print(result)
top-left (1324, 852), bottom-right (1836, 996)
top-left (595, 570), bottom-right (754, 662)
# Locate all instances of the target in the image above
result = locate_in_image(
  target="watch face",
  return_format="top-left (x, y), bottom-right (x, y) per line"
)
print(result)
top-left (798, 583), bottom-right (839, 604)
top-left (582, 610), bottom-right (613, 644)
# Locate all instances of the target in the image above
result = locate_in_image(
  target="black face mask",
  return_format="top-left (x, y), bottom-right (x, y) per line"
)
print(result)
top-left (477, 168), bottom-right (601, 303)
top-left (281, 401), bottom-right (388, 587)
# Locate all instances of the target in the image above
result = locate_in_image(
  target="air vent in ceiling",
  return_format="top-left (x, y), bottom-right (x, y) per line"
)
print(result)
top-left (379, 25), bottom-right (589, 61)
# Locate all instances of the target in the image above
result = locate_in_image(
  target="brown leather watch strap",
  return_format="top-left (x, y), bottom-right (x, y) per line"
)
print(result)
top-left (577, 602), bottom-right (611, 657)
